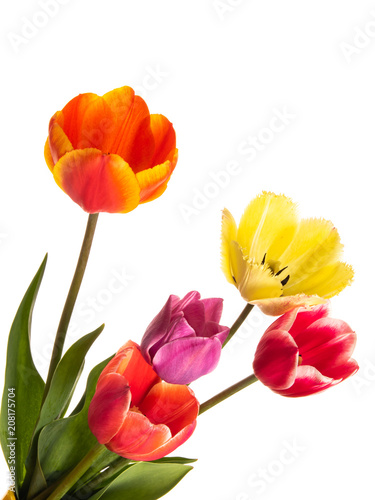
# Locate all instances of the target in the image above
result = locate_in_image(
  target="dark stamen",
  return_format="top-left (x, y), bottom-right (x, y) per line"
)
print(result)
top-left (261, 253), bottom-right (267, 265)
top-left (281, 275), bottom-right (290, 286)
top-left (275, 266), bottom-right (288, 277)
top-left (232, 275), bottom-right (237, 284)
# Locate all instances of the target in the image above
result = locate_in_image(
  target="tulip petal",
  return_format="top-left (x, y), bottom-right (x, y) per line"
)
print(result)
top-left (53, 149), bottom-right (140, 213)
top-left (107, 410), bottom-right (171, 459)
top-left (141, 296), bottom-right (176, 362)
top-left (115, 421), bottom-right (197, 461)
top-left (251, 293), bottom-right (327, 316)
top-left (201, 298), bottom-right (224, 324)
top-left (221, 208), bottom-right (238, 284)
top-left (253, 329), bottom-right (299, 390)
top-left (172, 291), bottom-right (201, 313)
top-left (287, 261), bottom-right (354, 299)
top-left (88, 373), bottom-right (131, 444)
top-left (237, 192), bottom-right (298, 263)
top-left (163, 317), bottom-right (196, 344)
top-left (97, 342), bottom-right (160, 407)
top-left (48, 114), bottom-right (74, 165)
top-left (287, 302), bottom-right (331, 338)
top-left (102, 86), bottom-right (154, 172)
top-left (230, 242), bottom-right (283, 302)
top-left (152, 337), bottom-right (223, 384)
top-left (150, 114), bottom-right (177, 165)
top-left (140, 382), bottom-right (199, 435)
top-left (107, 341), bottom-right (160, 407)
top-left (323, 358), bottom-right (359, 380)
top-left (136, 160), bottom-right (174, 203)
top-left (58, 93), bottom-right (100, 148)
top-left (264, 307), bottom-right (300, 335)
top-left (44, 139), bottom-right (55, 172)
top-left (73, 94), bottom-right (115, 150)
top-left (281, 218), bottom-right (344, 292)
top-left (182, 300), bottom-right (206, 336)
top-left (297, 318), bottom-right (357, 375)
top-left (277, 365), bottom-right (335, 397)
top-left (202, 321), bottom-right (229, 343)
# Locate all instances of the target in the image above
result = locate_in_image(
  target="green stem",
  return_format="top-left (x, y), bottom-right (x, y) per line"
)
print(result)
top-left (42, 213), bottom-right (99, 403)
top-left (199, 374), bottom-right (258, 415)
top-left (45, 444), bottom-right (105, 500)
top-left (72, 457), bottom-right (132, 497)
top-left (222, 303), bottom-right (254, 347)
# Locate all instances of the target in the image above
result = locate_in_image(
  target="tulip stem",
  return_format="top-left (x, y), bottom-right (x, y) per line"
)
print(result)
top-left (42, 213), bottom-right (99, 404)
top-left (44, 443), bottom-right (106, 500)
top-left (222, 303), bottom-right (254, 347)
top-left (199, 373), bottom-right (258, 415)
top-left (72, 457), bottom-right (132, 497)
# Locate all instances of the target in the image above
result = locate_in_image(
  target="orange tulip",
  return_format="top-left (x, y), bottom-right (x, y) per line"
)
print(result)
top-left (45, 86), bottom-right (178, 213)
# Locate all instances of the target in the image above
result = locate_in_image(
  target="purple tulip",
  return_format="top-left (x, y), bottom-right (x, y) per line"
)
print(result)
top-left (140, 291), bottom-right (230, 384)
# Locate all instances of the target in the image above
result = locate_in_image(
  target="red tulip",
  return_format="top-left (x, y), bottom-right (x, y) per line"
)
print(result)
top-left (88, 341), bottom-right (199, 461)
top-left (253, 303), bottom-right (358, 397)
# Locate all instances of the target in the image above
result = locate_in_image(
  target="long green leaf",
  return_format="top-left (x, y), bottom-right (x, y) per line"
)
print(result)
top-left (37, 324), bottom-right (104, 430)
top-left (36, 356), bottom-right (113, 486)
top-left (25, 325), bottom-right (105, 497)
top-left (72, 456), bottom-right (197, 497)
top-left (0, 256), bottom-right (47, 495)
top-left (151, 456), bottom-right (197, 465)
top-left (88, 462), bottom-right (193, 500)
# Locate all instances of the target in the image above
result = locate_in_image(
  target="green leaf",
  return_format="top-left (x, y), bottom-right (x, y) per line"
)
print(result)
top-left (71, 458), bottom-right (134, 498)
top-left (37, 324), bottom-right (104, 431)
top-left (70, 449), bottom-right (124, 494)
top-left (26, 454), bottom-right (47, 500)
top-left (25, 325), bottom-right (105, 497)
top-left (88, 462), bottom-right (194, 500)
top-left (36, 356), bottom-right (113, 486)
top-left (151, 456), bottom-right (197, 465)
top-left (0, 255), bottom-right (47, 495)
top-left (74, 456), bottom-right (197, 496)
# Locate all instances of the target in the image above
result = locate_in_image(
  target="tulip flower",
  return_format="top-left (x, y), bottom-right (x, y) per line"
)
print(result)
top-left (1, 492), bottom-right (15, 500)
top-left (45, 86), bottom-right (178, 213)
top-left (253, 303), bottom-right (358, 397)
top-left (88, 341), bottom-right (199, 461)
top-left (221, 191), bottom-right (354, 315)
top-left (140, 291), bottom-right (230, 385)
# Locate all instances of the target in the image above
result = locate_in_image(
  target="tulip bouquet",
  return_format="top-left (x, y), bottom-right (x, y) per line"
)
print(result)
top-left (1, 86), bottom-right (357, 500)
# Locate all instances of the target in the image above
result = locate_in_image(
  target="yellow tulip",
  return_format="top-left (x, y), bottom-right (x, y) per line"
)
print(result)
top-left (221, 192), bottom-right (354, 315)
top-left (2, 492), bottom-right (16, 500)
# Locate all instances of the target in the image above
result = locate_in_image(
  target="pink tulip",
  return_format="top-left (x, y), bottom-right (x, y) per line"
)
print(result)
top-left (141, 291), bottom-right (230, 384)
top-left (253, 303), bottom-right (358, 397)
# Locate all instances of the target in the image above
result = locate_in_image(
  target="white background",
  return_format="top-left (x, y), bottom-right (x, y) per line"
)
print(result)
top-left (1, 1), bottom-right (374, 499)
